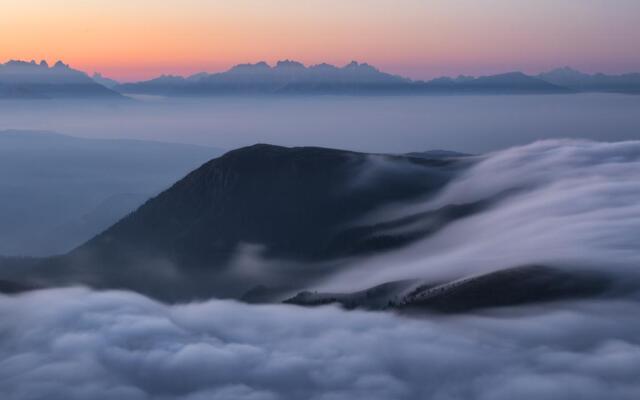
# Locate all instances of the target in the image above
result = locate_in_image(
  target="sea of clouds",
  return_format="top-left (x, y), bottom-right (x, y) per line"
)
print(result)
top-left (2, 139), bottom-right (640, 399)
top-left (1, 287), bottom-right (640, 400)
top-left (322, 139), bottom-right (640, 291)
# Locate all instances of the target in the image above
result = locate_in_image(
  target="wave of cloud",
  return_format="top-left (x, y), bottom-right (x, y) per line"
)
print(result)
top-left (1, 288), bottom-right (640, 400)
top-left (3, 139), bottom-right (640, 399)
top-left (321, 139), bottom-right (640, 291)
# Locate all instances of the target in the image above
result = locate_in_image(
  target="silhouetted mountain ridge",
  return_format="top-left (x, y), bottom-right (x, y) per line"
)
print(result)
top-left (0, 143), bottom-right (621, 310)
top-left (80, 144), bottom-right (462, 265)
top-left (115, 61), bottom-right (571, 96)
top-left (117, 60), bottom-right (411, 95)
top-left (538, 67), bottom-right (640, 93)
top-left (0, 144), bottom-right (472, 300)
top-left (284, 266), bottom-right (611, 313)
top-left (4, 59), bottom-right (639, 97)
top-left (420, 72), bottom-right (570, 93)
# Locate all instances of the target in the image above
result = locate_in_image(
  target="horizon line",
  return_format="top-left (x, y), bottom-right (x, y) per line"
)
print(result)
top-left (2, 58), bottom-right (640, 83)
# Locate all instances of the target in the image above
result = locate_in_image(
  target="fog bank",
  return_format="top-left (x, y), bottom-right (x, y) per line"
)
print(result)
top-left (321, 139), bottom-right (640, 291)
top-left (1, 94), bottom-right (639, 153)
top-left (1, 288), bottom-right (639, 400)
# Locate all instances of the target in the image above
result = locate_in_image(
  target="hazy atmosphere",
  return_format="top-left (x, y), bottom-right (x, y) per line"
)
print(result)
top-left (2, 1), bottom-right (640, 399)
top-left (1, 94), bottom-right (640, 153)
top-left (3, 0), bottom-right (639, 80)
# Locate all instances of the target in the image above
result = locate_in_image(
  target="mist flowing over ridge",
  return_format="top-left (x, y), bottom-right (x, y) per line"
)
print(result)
top-left (304, 139), bottom-right (640, 307)
top-left (3, 1), bottom-right (640, 398)
top-left (0, 143), bottom-right (469, 301)
top-left (1, 139), bottom-right (639, 313)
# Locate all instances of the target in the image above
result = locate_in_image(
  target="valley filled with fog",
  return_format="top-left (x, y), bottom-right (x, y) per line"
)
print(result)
top-left (4, 0), bottom-right (640, 398)
top-left (2, 94), bottom-right (640, 400)
top-left (1, 93), bottom-right (640, 153)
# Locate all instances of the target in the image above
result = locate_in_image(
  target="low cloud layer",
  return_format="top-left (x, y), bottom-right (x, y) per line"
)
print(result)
top-left (2, 95), bottom-right (640, 154)
top-left (2, 140), bottom-right (640, 399)
top-left (1, 288), bottom-right (640, 400)
top-left (322, 139), bottom-right (640, 291)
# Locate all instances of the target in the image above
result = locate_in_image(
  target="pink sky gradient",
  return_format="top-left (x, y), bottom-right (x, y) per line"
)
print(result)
top-left (1, 0), bottom-right (639, 81)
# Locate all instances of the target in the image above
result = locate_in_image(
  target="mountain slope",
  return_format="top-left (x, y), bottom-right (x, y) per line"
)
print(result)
top-left (1, 144), bottom-right (471, 300)
top-left (91, 73), bottom-right (120, 88)
top-left (83, 144), bottom-right (459, 262)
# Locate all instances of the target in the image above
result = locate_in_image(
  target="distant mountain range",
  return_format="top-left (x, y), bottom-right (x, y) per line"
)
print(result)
top-left (0, 144), bottom-right (617, 312)
top-left (113, 61), bottom-right (640, 96)
top-left (0, 60), bottom-right (123, 99)
top-left (3, 144), bottom-right (467, 301)
top-left (537, 66), bottom-right (640, 93)
top-left (115, 61), bottom-right (571, 96)
top-left (2, 59), bottom-right (639, 99)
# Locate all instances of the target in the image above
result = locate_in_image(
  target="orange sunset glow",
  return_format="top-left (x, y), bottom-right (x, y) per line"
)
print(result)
top-left (2, 0), bottom-right (639, 81)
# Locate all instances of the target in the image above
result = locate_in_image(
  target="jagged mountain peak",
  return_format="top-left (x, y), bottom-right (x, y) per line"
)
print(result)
top-left (228, 61), bottom-right (272, 73)
top-left (275, 60), bottom-right (305, 69)
top-left (344, 60), bottom-right (377, 70)
top-left (0, 59), bottom-right (124, 98)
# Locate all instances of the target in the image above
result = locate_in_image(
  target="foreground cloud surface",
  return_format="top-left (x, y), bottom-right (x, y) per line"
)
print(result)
top-left (1, 288), bottom-right (639, 400)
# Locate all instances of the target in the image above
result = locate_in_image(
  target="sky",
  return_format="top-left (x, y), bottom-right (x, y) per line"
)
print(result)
top-left (1, 0), bottom-right (640, 81)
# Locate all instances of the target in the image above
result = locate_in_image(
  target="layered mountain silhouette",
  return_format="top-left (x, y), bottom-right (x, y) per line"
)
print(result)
top-left (116, 60), bottom-right (414, 96)
top-left (0, 60), bottom-right (123, 99)
top-left (420, 71), bottom-right (570, 94)
top-left (0, 144), bottom-right (617, 310)
top-left (3, 59), bottom-right (638, 98)
top-left (538, 67), bottom-right (640, 94)
top-left (115, 61), bottom-right (572, 96)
